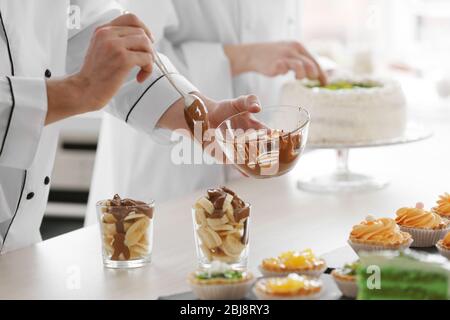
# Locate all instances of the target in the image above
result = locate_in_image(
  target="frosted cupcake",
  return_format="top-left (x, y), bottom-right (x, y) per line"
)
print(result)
top-left (348, 215), bottom-right (412, 254)
top-left (433, 193), bottom-right (450, 219)
top-left (188, 261), bottom-right (254, 300)
top-left (395, 203), bottom-right (449, 247)
top-left (259, 249), bottom-right (327, 278)
top-left (436, 231), bottom-right (450, 259)
top-left (331, 261), bottom-right (359, 299)
top-left (253, 273), bottom-right (323, 300)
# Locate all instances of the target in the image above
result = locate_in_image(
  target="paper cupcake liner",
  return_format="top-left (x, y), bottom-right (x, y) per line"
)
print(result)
top-left (436, 242), bottom-right (450, 260)
top-left (399, 226), bottom-right (449, 248)
top-left (258, 263), bottom-right (326, 278)
top-left (252, 286), bottom-right (322, 300)
top-left (347, 238), bottom-right (412, 255)
top-left (190, 279), bottom-right (255, 300)
top-left (332, 276), bottom-right (357, 299)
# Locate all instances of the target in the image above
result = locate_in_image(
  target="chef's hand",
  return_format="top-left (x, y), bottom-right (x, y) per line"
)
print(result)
top-left (224, 41), bottom-right (327, 85)
top-left (157, 93), bottom-right (263, 133)
top-left (46, 13), bottom-right (154, 124)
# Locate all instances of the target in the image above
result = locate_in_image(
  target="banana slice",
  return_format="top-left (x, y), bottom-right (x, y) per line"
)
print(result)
top-left (206, 215), bottom-right (228, 227)
top-left (124, 212), bottom-right (147, 221)
top-left (221, 233), bottom-right (245, 257)
top-left (125, 217), bottom-right (150, 247)
top-left (197, 227), bottom-right (222, 249)
top-left (196, 197), bottom-right (214, 214)
top-left (223, 193), bottom-right (233, 210)
top-left (102, 222), bottom-right (116, 236)
top-left (224, 203), bottom-right (235, 223)
top-left (200, 244), bottom-right (212, 261)
top-left (210, 224), bottom-right (234, 232)
top-left (211, 253), bottom-right (239, 264)
top-left (129, 245), bottom-right (148, 259)
top-left (195, 208), bottom-right (207, 226)
top-left (103, 213), bottom-right (116, 224)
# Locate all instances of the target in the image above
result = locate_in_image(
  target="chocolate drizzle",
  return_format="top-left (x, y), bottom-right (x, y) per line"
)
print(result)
top-left (184, 96), bottom-right (209, 147)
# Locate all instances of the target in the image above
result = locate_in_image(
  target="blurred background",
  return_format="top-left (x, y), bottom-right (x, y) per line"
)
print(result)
top-left (40, 0), bottom-right (450, 239)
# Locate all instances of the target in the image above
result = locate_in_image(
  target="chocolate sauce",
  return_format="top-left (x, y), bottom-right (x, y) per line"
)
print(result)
top-left (103, 194), bottom-right (153, 261)
top-left (184, 97), bottom-right (209, 146)
top-left (233, 131), bottom-right (302, 178)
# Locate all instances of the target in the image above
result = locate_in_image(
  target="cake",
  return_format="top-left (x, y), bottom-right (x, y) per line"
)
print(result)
top-left (280, 77), bottom-right (407, 144)
top-left (188, 261), bottom-right (254, 300)
top-left (395, 202), bottom-right (449, 247)
top-left (357, 250), bottom-right (450, 300)
top-left (348, 215), bottom-right (413, 254)
top-left (253, 273), bottom-right (323, 300)
top-left (259, 249), bottom-right (327, 278)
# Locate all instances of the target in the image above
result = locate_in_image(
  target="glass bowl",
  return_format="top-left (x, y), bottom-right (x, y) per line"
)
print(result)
top-left (215, 106), bottom-right (310, 178)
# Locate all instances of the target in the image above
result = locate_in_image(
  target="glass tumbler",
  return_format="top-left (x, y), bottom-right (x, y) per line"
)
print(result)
top-left (97, 200), bottom-right (154, 268)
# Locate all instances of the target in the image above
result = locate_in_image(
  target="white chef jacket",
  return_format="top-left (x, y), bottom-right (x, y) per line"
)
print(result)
top-left (0, 0), bottom-right (197, 253)
top-left (85, 0), bottom-right (300, 225)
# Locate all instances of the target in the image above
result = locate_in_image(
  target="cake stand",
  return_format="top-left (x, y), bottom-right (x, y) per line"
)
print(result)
top-left (297, 122), bottom-right (433, 193)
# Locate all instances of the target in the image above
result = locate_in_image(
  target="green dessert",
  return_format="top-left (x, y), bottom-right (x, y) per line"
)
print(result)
top-left (357, 250), bottom-right (450, 300)
top-left (195, 269), bottom-right (244, 281)
top-left (306, 80), bottom-right (380, 90)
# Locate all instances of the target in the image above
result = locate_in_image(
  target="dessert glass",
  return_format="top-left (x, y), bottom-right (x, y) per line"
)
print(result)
top-left (192, 205), bottom-right (250, 270)
top-left (97, 199), bottom-right (154, 268)
top-left (215, 106), bottom-right (310, 178)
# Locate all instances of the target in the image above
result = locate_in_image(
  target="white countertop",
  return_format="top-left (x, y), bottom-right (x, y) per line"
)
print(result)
top-left (0, 79), bottom-right (449, 299)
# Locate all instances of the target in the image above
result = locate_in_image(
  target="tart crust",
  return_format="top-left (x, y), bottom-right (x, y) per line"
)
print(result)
top-left (348, 231), bottom-right (412, 247)
top-left (188, 272), bottom-right (253, 286)
top-left (254, 278), bottom-right (322, 298)
top-left (331, 269), bottom-right (355, 282)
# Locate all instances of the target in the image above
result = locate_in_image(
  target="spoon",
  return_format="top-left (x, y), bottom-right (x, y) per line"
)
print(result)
top-left (152, 48), bottom-right (209, 142)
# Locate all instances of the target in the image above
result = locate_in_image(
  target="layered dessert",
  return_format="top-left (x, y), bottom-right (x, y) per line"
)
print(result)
top-left (395, 202), bottom-right (449, 247)
top-left (436, 231), bottom-right (450, 259)
top-left (193, 187), bottom-right (250, 267)
top-left (253, 273), bottom-right (323, 300)
top-left (357, 250), bottom-right (450, 300)
top-left (433, 193), bottom-right (450, 219)
top-left (259, 249), bottom-right (327, 278)
top-left (188, 261), bottom-right (254, 300)
top-left (331, 261), bottom-right (359, 298)
top-left (232, 129), bottom-right (303, 178)
top-left (280, 77), bottom-right (407, 144)
top-left (348, 215), bottom-right (412, 254)
top-left (97, 194), bottom-right (153, 263)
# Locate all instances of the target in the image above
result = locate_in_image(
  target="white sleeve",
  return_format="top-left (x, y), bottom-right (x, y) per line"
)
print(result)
top-left (68, 0), bottom-right (198, 142)
top-left (0, 77), bottom-right (47, 169)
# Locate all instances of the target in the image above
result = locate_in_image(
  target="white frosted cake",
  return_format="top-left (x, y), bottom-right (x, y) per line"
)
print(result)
top-left (280, 78), bottom-right (407, 144)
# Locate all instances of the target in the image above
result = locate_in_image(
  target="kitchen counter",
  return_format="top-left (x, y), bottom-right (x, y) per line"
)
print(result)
top-left (1, 83), bottom-right (449, 299)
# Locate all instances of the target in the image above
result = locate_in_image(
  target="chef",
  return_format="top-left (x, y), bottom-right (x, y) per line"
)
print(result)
top-left (86, 0), bottom-right (326, 224)
top-left (0, 0), bottom-right (260, 253)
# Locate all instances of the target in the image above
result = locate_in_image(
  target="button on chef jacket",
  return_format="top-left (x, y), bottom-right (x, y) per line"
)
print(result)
top-left (0, 0), bottom-right (197, 253)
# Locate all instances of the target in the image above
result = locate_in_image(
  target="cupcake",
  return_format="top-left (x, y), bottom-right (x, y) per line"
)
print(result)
top-left (331, 261), bottom-right (359, 299)
top-left (188, 261), bottom-right (254, 300)
top-left (253, 273), bottom-right (323, 300)
top-left (259, 249), bottom-right (327, 278)
top-left (395, 203), bottom-right (449, 247)
top-left (432, 193), bottom-right (450, 219)
top-left (436, 231), bottom-right (450, 259)
top-left (348, 215), bottom-right (413, 254)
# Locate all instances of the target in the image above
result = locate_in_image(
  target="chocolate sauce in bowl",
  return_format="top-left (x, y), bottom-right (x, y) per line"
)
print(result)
top-left (233, 130), bottom-right (302, 178)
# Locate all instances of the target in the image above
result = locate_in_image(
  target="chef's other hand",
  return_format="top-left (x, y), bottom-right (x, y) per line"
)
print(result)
top-left (46, 13), bottom-right (154, 124)
top-left (157, 94), bottom-right (263, 133)
top-left (224, 41), bottom-right (327, 85)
